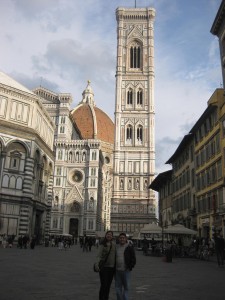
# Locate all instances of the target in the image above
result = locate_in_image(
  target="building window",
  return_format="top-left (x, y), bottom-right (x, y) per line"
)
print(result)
top-left (9, 151), bottom-right (21, 170)
top-left (90, 179), bottom-right (95, 187)
top-left (58, 150), bottom-right (62, 160)
top-left (61, 116), bottom-right (66, 124)
top-left (136, 126), bottom-right (143, 144)
top-left (56, 178), bottom-right (61, 186)
top-left (137, 89), bottom-right (143, 105)
top-left (88, 219), bottom-right (93, 230)
top-left (130, 45), bottom-right (141, 68)
top-left (91, 168), bottom-right (96, 176)
top-left (126, 125), bottom-right (133, 143)
top-left (217, 159), bottom-right (222, 179)
top-left (127, 89), bottom-right (133, 105)
top-left (92, 151), bottom-right (97, 160)
top-left (56, 167), bottom-right (61, 175)
top-left (60, 126), bottom-right (65, 133)
top-left (76, 152), bottom-right (79, 161)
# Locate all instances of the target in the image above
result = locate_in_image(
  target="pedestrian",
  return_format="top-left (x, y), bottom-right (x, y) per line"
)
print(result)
top-left (115, 232), bottom-right (136, 300)
top-left (82, 235), bottom-right (88, 252)
top-left (214, 231), bottom-right (225, 267)
top-left (18, 236), bottom-right (23, 249)
top-left (2, 234), bottom-right (7, 248)
top-left (88, 237), bottom-right (93, 251)
top-left (94, 230), bottom-right (116, 300)
top-left (95, 238), bottom-right (100, 248)
top-left (142, 236), bottom-right (149, 255)
top-left (7, 235), bottom-right (13, 248)
top-left (22, 235), bottom-right (29, 249)
top-left (30, 236), bottom-right (36, 249)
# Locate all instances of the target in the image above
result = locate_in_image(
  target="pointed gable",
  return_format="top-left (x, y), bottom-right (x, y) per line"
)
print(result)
top-left (65, 185), bottom-right (83, 205)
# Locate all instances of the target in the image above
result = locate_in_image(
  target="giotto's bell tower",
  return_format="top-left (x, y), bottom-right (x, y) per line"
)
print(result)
top-left (111, 7), bottom-right (156, 235)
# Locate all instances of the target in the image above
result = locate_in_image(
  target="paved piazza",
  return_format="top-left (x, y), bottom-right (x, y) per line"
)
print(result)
top-left (0, 244), bottom-right (225, 300)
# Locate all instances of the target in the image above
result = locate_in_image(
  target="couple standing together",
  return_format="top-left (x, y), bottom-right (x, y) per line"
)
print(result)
top-left (94, 231), bottom-right (136, 300)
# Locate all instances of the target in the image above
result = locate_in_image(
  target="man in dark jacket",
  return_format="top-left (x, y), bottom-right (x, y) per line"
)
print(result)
top-left (115, 232), bottom-right (136, 300)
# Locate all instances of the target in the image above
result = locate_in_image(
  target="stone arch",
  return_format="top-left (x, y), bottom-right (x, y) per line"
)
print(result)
top-left (127, 39), bottom-right (143, 69)
top-left (5, 139), bottom-right (30, 156)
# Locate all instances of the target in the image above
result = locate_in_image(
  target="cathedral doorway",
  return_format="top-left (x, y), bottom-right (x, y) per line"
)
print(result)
top-left (69, 218), bottom-right (79, 237)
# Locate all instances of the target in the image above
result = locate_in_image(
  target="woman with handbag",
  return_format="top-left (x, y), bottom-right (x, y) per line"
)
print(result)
top-left (94, 230), bottom-right (116, 300)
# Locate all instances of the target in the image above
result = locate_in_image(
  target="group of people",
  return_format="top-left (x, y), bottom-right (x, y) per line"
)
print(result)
top-left (0, 234), bottom-right (16, 248)
top-left (80, 235), bottom-right (96, 252)
top-left (49, 236), bottom-right (73, 249)
top-left (94, 231), bottom-right (136, 300)
top-left (18, 235), bottom-right (36, 249)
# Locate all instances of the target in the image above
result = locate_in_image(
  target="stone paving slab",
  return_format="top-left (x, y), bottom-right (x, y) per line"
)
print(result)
top-left (0, 245), bottom-right (225, 300)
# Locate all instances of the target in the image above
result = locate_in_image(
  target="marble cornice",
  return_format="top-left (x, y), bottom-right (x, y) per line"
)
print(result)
top-left (0, 84), bottom-right (54, 128)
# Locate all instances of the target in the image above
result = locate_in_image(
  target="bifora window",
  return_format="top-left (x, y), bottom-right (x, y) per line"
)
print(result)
top-left (137, 89), bottom-right (143, 105)
top-left (130, 43), bottom-right (141, 68)
top-left (127, 89), bottom-right (133, 105)
top-left (137, 126), bottom-right (143, 141)
top-left (126, 125), bottom-right (132, 139)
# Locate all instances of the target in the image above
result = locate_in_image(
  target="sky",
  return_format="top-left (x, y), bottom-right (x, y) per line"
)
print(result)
top-left (0, 0), bottom-right (223, 175)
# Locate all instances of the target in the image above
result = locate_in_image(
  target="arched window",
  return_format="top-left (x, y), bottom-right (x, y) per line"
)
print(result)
top-left (137, 89), bottom-right (143, 105)
top-left (92, 151), bottom-right (97, 160)
top-left (127, 89), bottom-right (133, 105)
top-left (16, 177), bottom-right (23, 189)
top-left (69, 151), bottom-right (72, 161)
top-left (76, 152), bottom-right (79, 161)
top-left (2, 175), bottom-right (9, 187)
top-left (9, 151), bottom-right (21, 170)
top-left (56, 178), bottom-right (61, 186)
top-left (9, 175), bottom-right (16, 189)
top-left (126, 125), bottom-right (133, 145)
top-left (91, 168), bottom-right (96, 176)
top-left (58, 150), bottom-right (62, 160)
top-left (130, 45), bottom-right (141, 68)
top-left (82, 152), bottom-right (86, 161)
top-left (137, 126), bottom-right (143, 144)
top-left (56, 167), bottom-right (61, 175)
top-left (126, 126), bottom-right (132, 140)
top-left (90, 178), bottom-right (96, 187)
top-left (60, 126), bottom-right (65, 133)
top-left (88, 219), bottom-right (94, 230)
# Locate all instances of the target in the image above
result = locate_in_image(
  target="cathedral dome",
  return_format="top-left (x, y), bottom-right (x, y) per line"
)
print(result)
top-left (71, 81), bottom-right (114, 144)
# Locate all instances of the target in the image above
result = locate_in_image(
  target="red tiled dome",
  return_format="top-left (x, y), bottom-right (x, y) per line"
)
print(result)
top-left (71, 103), bottom-right (114, 144)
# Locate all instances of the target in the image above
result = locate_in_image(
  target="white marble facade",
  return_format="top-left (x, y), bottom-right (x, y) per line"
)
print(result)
top-left (0, 72), bottom-right (55, 242)
top-left (111, 7), bottom-right (157, 235)
top-left (33, 82), bottom-right (114, 237)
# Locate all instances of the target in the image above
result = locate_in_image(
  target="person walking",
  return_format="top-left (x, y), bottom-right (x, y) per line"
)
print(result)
top-left (214, 231), bottom-right (225, 267)
top-left (115, 232), bottom-right (136, 300)
top-left (94, 230), bottom-right (116, 300)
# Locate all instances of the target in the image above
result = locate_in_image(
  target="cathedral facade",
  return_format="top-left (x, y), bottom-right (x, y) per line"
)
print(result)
top-left (33, 81), bottom-right (114, 237)
top-left (111, 7), bottom-right (157, 235)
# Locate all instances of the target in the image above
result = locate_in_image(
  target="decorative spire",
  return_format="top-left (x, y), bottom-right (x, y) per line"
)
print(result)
top-left (81, 80), bottom-right (95, 106)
